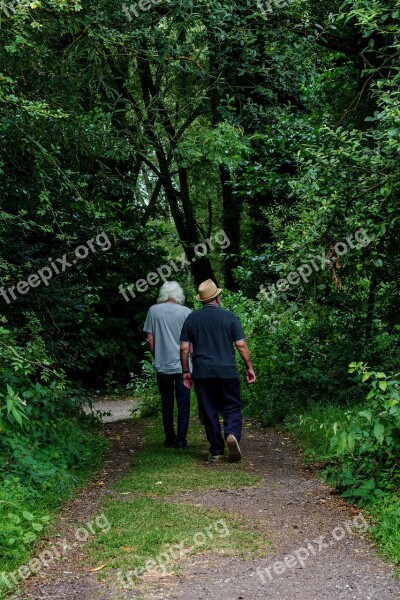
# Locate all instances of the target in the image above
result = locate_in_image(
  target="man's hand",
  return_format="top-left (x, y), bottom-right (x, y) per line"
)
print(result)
top-left (235, 339), bottom-right (256, 384)
top-left (183, 372), bottom-right (193, 389)
top-left (245, 368), bottom-right (256, 384)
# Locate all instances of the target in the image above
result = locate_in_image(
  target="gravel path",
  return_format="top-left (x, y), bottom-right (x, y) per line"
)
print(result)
top-left (84, 397), bottom-right (138, 422)
top-left (12, 404), bottom-right (400, 600)
top-left (144, 426), bottom-right (399, 600)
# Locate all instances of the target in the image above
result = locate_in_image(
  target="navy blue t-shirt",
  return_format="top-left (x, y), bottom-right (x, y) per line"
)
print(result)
top-left (180, 305), bottom-right (245, 379)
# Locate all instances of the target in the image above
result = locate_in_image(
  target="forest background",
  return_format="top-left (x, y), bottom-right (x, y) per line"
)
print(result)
top-left (0, 0), bottom-right (399, 581)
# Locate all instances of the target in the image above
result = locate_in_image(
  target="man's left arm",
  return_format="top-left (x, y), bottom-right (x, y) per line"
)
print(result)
top-left (232, 316), bottom-right (256, 384)
top-left (235, 339), bottom-right (256, 384)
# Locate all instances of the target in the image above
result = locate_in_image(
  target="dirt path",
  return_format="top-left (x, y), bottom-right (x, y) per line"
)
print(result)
top-left (144, 426), bottom-right (400, 600)
top-left (11, 417), bottom-right (143, 600)
top-left (11, 403), bottom-right (400, 600)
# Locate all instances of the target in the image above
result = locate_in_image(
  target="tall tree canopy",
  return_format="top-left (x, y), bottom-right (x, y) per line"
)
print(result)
top-left (0, 0), bottom-right (398, 382)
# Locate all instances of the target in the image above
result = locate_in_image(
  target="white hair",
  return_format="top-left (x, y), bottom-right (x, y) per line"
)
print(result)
top-left (157, 281), bottom-right (185, 305)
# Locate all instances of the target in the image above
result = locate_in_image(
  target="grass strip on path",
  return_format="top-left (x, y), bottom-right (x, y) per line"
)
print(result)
top-left (114, 417), bottom-right (260, 497)
top-left (88, 417), bottom-right (268, 584)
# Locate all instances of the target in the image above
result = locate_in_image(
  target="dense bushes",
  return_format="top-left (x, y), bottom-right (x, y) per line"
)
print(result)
top-left (286, 365), bottom-right (400, 502)
top-left (129, 355), bottom-right (162, 419)
top-left (223, 293), bottom-right (362, 423)
top-left (324, 364), bottom-right (400, 503)
top-left (222, 292), bottom-right (400, 561)
top-left (0, 319), bottom-right (106, 570)
top-left (284, 365), bottom-right (400, 564)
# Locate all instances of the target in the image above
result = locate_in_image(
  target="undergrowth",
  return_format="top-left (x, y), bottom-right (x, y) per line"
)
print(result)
top-left (0, 320), bottom-right (106, 596)
top-left (286, 363), bottom-right (400, 566)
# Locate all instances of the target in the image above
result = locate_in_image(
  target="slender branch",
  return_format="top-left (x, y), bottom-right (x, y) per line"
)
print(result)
top-left (141, 178), bottom-right (162, 226)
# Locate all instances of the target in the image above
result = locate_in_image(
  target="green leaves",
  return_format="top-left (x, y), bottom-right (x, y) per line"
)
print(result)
top-left (326, 364), bottom-right (400, 505)
top-left (359, 409), bottom-right (372, 423)
top-left (373, 421), bottom-right (385, 444)
top-left (1, 384), bottom-right (27, 428)
top-left (0, 508), bottom-right (51, 556)
top-left (176, 122), bottom-right (251, 170)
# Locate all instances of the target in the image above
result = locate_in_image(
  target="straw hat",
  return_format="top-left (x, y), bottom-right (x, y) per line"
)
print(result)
top-left (196, 279), bottom-right (223, 303)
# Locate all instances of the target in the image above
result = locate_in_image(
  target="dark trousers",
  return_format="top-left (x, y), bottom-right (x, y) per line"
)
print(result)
top-left (194, 378), bottom-right (242, 456)
top-left (156, 373), bottom-right (190, 448)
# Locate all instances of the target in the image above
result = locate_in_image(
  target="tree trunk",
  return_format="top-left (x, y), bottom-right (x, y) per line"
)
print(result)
top-left (209, 73), bottom-right (243, 290)
top-left (220, 165), bottom-right (242, 291)
top-left (136, 52), bottom-right (217, 286)
top-left (365, 271), bottom-right (378, 340)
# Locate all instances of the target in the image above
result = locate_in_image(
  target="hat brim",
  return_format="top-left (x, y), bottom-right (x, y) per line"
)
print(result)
top-left (196, 288), bottom-right (223, 302)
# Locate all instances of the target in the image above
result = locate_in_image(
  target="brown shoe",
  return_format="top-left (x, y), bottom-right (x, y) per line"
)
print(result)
top-left (226, 434), bottom-right (242, 462)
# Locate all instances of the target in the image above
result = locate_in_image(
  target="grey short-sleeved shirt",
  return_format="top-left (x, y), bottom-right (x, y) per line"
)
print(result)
top-left (180, 305), bottom-right (245, 379)
top-left (143, 302), bottom-right (192, 374)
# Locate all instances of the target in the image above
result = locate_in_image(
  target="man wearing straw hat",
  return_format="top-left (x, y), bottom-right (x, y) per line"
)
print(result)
top-left (180, 279), bottom-right (256, 462)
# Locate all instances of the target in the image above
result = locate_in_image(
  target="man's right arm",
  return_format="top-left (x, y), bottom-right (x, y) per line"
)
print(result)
top-left (143, 308), bottom-right (154, 356)
top-left (235, 339), bottom-right (256, 384)
top-left (146, 333), bottom-right (155, 356)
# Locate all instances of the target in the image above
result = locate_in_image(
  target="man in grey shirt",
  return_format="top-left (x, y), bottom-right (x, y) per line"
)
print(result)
top-left (143, 281), bottom-right (191, 448)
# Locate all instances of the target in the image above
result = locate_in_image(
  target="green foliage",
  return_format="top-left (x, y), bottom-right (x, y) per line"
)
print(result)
top-left (0, 0), bottom-right (169, 383)
top-left (128, 355), bottom-right (162, 419)
top-left (222, 291), bottom-right (365, 425)
top-left (369, 494), bottom-right (400, 565)
top-left (0, 320), bottom-right (106, 569)
top-left (0, 491), bottom-right (51, 560)
top-left (286, 364), bottom-right (399, 505)
top-left (286, 363), bottom-right (400, 506)
top-left (286, 400), bottom-right (400, 564)
top-left (323, 364), bottom-right (400, 504)
top-left (177, 122), bottom-right (251, 170)
top-left (285, 404), bottom-right (347, 462)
